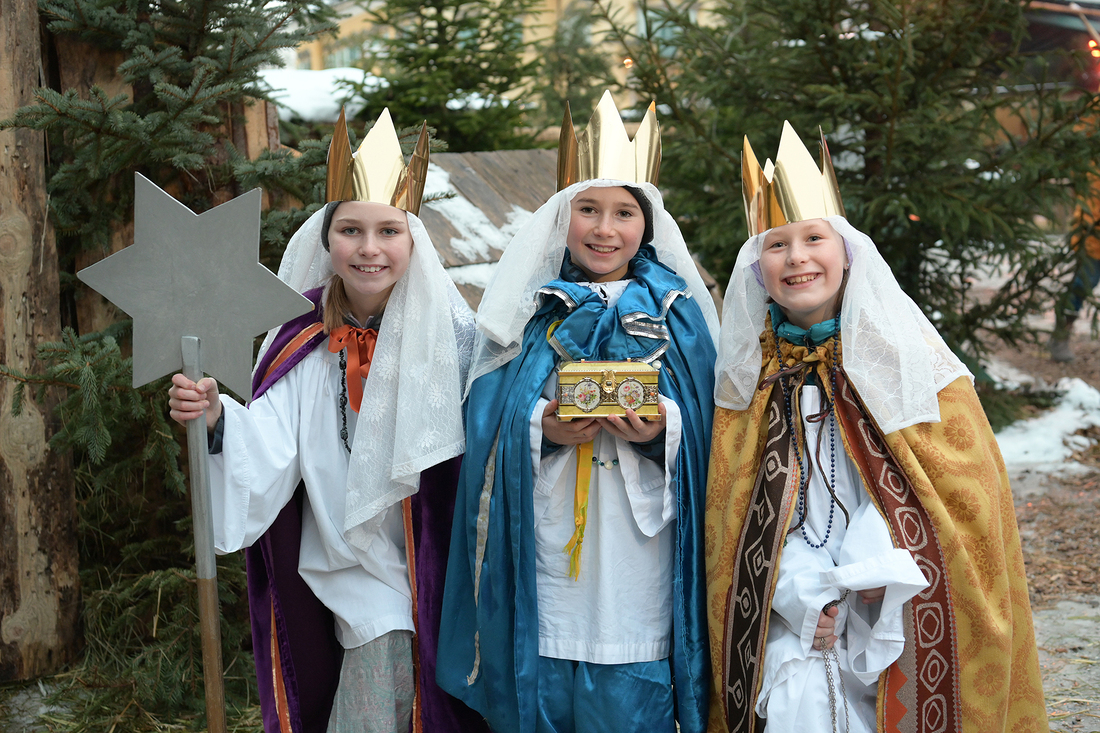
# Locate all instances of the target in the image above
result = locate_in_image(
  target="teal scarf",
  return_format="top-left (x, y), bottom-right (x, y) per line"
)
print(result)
top-left (770, 303), bottom-right (840, 347)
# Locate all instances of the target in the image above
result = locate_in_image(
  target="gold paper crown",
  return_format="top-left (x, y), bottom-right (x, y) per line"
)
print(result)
top-left (557, 90), bottom-right (661, 190)
top-left (326, 107), bottom-right (429, 216)
top-left (742, 121), bottom-right (845, 238)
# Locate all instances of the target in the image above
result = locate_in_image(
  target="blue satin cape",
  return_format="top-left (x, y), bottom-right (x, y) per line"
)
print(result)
top-left (437, 245), bottom-right (715, 733)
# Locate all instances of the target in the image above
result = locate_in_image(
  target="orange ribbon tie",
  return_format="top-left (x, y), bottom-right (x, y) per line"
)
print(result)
top-left (327, 325), bottom-right (378, 412)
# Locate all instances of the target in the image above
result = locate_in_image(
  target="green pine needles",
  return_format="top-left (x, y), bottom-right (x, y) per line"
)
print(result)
top-left (8, 0), bottom-right (339, 254)
top-left (531, 0), bottom-right (617, 130)
top-left (597, 0), bottom-right (1100, 356)
top-left (341, 0), bottom-right (541, 151)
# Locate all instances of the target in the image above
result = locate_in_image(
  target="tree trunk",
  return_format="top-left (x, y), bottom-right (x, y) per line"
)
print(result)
top-left (50, 37), bottom-right (134, 336)
top-left (0, 0), bottom-right (81, 680)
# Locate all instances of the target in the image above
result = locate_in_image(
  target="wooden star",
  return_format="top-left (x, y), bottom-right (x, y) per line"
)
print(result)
top-left (78, 174), bottom-right (312, 401)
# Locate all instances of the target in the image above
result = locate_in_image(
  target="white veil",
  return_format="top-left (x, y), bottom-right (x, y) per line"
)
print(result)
top-left (468, 179), bottom-right (721, 390)
top-left (256, 205), bottom-right (475, 551)
top-left (714, 215), bottom-right (970, 435)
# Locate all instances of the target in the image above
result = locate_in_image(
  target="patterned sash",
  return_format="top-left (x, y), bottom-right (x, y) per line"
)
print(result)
top-left (721, 390), bottom-right (798, 732)
top-left (832, 375), bottom-right (958, 733)
top-left (720, 370), bottom-right (959, 733)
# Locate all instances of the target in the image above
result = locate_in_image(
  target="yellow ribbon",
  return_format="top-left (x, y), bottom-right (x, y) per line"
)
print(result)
top-left (564, 440), bottom-right (594, 580)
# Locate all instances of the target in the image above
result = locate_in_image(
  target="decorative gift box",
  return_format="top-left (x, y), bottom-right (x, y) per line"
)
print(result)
top-left (556, 360), bottom-right (660, 421)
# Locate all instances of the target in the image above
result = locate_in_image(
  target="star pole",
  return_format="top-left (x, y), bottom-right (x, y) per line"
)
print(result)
top-left (78, 175), bottom-right (312, 731)
top-left (182, 335), bottom-right (227, 733)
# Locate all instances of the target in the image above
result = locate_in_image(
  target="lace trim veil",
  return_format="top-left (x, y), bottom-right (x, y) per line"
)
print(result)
top-left (714, 215), bottom-right (969, 434)
top-left (467, 179), bottom-right (721, 392)
top-left (256, 206), bottom-right (475, 551)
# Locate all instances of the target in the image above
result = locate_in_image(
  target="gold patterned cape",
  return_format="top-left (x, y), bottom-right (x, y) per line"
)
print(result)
top-left (705, 332), bottom-right (1047, 733)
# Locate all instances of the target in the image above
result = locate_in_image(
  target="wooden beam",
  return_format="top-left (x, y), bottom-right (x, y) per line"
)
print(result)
top-left (0, 0), bottom-right (80, 681)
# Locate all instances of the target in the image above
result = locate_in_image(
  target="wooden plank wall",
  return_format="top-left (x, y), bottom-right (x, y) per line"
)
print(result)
top-left (423, 149), bottom-right (556, 269)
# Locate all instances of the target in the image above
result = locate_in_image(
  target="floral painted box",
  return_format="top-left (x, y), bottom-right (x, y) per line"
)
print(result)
top-left (556, 360), bottom-right (660, 421)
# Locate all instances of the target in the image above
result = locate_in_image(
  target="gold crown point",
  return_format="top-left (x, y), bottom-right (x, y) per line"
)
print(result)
top-left (326, 108), bottom-right (428, 215)
top-left (774, 121), bottom-right (819, 189)
top-left (742, 135), bottom-right (764, 237)
top-left (741, 135), bottom-right (757, 183)
top-left (557, 102), bottom-right (579, 190)
top-left (326, 107), bottom-right (354, 202)
top-left (412, 122), bottom-right (429, 163)
top-left (400, 122), bottom-right (430, 216)
top-left (634, 101), bottom-right (661, 187)
top-left (819, 127), bottom-right (845, 219)
top-left (593, 89), bottom-right (623, 133)
top-left (742, 120), bottom-right (845, 238)
top-left (556, 89), bottom-right (661, 190)
top-left (583, 91), bottom-right (631, 182)
top-left (353, 108), bottom-right (405, 207)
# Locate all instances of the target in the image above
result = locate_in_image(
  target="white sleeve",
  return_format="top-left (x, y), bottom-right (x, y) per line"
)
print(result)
top-left (208, 371), bottom-right (303, 554)
top-left (530, 382), bottom-right (575, 529)
top-left (820, 501), bottom-right (929, 685)
top-left (771, 537), bottom-right (843, 656)
top-left (616, 394), bottom-right (680, 537)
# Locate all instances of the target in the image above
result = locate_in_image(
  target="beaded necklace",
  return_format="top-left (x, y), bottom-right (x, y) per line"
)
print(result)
top-left (335, 313), bottom-right (382, 456)
top-left (338, 349), bottom-right (351, 454)
top-left (773, 312), bottom-right (843, 549)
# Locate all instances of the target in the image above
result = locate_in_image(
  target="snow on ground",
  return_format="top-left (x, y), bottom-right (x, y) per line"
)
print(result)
top-left (985, 355), bottom-right (1043, 390)
top-left (995, 376), bottom-right (1100, 477)
top-left (256, 67), bottom-right (384, 122)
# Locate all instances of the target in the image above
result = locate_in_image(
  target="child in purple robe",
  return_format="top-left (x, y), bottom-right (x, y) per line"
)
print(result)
top-left (167, 110), bottom-right (485, 733)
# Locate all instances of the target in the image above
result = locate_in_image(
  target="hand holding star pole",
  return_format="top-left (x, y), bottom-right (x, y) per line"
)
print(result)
top-left (78, 174), bottom-right (313, 732)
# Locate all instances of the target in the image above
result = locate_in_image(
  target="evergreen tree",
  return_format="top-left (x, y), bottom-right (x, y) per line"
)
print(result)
top-left (15, 0), bottom-right (339, 257)
top-left (1, 0), bottom-right (339, 728)
top-left (533, 0), bottom-right (617, 129)
top-left (597, 0), bottom-right (1100, 355)
top-left (344, 0), bottom-right (540, 151)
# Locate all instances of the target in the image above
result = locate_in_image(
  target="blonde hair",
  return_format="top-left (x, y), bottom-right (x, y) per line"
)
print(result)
top-left (323, 274), bottom-right (351, 334)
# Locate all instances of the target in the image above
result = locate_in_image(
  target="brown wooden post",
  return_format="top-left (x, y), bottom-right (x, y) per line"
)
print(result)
top-left (0, 0), bottom-right (81, 680)
top-left (49, 39), bottom-right (134, 336)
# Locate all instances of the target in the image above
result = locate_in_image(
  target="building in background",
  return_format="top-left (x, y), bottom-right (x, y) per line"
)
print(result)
top-left (291, 0), bottom-right (662, 108)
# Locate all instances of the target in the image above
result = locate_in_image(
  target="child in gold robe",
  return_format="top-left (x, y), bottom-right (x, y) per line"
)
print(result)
top-left (705, 123), bottom-right (1047, 733)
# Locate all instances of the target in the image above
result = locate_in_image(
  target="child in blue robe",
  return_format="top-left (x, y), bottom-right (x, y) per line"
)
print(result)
top-left (437, 171), bottom-right (720, 733)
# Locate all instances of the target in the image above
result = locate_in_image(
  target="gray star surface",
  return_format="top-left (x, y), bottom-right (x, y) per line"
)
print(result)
top-left (78, 174), bottom-right (312, 401)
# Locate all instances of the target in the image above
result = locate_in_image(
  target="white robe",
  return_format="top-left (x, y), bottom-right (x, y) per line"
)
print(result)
top-left (525, 280), bottom-right (684, 665)
top-left (757, 386), bottom-right (929, 732)
top-left (209, 343), bottom-right (413, 650)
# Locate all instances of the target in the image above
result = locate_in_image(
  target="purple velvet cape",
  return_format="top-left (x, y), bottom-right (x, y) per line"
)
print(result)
top-left (245, 287), bottom-right (487, 733)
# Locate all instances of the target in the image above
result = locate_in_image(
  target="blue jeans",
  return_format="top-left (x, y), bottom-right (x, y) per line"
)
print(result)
top-left (1064, 251), bottom-right (1100, 316)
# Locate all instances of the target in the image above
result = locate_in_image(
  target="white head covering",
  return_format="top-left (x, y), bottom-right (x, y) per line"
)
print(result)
top-left (256, 204), bottom-right (475, 551)
top-left (468, 178), bottom-right (721, 390)
top-left (714, 215), bottom-right (970, 435)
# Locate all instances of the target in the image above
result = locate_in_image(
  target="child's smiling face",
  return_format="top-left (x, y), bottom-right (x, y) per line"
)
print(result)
top-left (565, 186), bottom-right (646, 283)
top-left (759, 218), bottom-right (847, 329)
top-left (327, 201), bottom-right (414, 320)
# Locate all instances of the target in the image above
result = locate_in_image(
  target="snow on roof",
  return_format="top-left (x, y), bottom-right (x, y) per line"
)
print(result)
top-left (413, 149), bottom-right (560, 308)
top-left (257, 67), bottom-right (385, 123)
top-left (445, 261), bottom-right (499, 288)
top-left (423, 163), bottom-right (531, 264)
